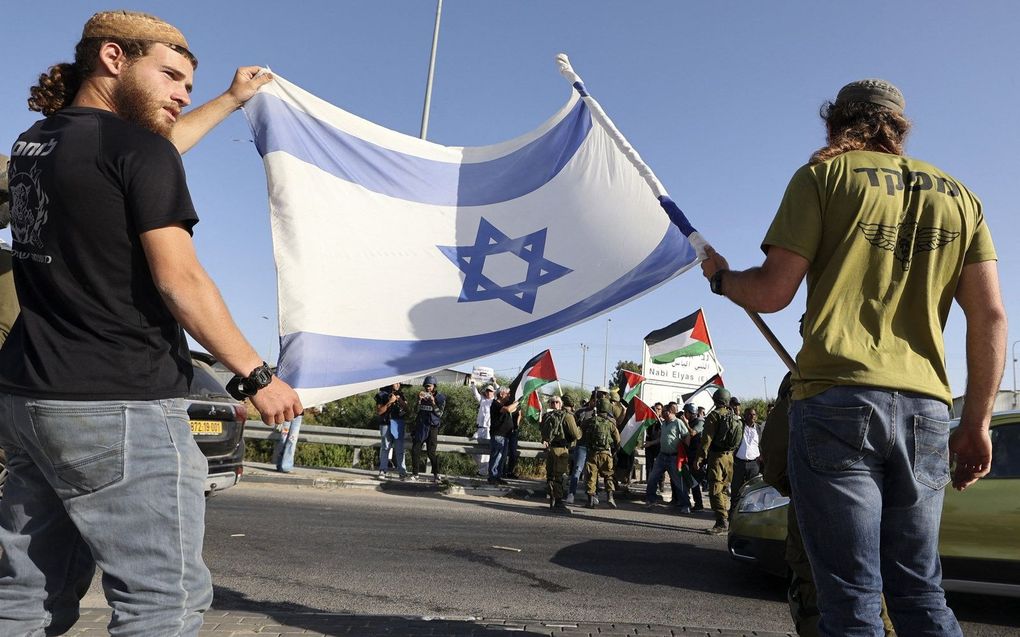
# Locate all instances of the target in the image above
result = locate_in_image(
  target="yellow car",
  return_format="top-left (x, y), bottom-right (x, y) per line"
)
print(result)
top-left (728, 410), bottom-right (1020, 598)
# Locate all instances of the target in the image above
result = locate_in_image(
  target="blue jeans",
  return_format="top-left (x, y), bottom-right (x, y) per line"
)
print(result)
top-left (788, 386), bottom-right (961, 637)
top-left (644, 453), bottom-right (687, 506)
top-left (273, 414), bottom-right (302, 472)
top-left (0, 394), bottom-right (212, 636)
top-left (569, 445), bottom-right (588, 495)
top-left (378, 418), bottom-right (406, 476)
top-left (489, 435), bottom-right (507, 480)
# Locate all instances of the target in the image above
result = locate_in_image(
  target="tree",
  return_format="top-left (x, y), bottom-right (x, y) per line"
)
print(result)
top-left (610, 360), bottom-right (642, 390)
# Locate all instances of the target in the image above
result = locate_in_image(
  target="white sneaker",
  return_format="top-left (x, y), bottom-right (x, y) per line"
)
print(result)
top-left (565, 494), bottom-right (575, 504)
top-left (377, 471), bottom-right (386, 479)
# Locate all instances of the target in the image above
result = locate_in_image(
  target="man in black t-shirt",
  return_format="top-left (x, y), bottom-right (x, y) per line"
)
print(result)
top-left (0, 11), bottom-right (302, 637)
top-left (374, 383), bottom-right (409, 478)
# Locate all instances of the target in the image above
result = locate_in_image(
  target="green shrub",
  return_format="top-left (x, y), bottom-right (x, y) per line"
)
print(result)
top-left (437, 451), bottom-right (479, 477)
top-left (245, 439), bottom-right (275, 463)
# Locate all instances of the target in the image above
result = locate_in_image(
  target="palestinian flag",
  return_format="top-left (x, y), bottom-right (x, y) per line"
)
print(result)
top-left (645, 309), bottom-right (713, 364)
top-left (619, 370), bottom-right (645, 402)
top-left (523, 391), bottom-right (544, 425)
top-left (619, 397), bottom-right (659, 455)
top-left (508, 349), bottom-right (558, 405)
top-left (681, 373), bottom-right (725, 402)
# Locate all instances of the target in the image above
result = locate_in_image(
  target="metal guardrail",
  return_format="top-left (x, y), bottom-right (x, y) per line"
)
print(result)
top-left (244, 422), bottom-right (647, 479)
top-left (244, 422), bottom-right (547, 457)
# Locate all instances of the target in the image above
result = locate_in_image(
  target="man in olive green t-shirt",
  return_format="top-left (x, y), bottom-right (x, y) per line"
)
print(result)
top-left (699, 79), bottom-right (1005, 637)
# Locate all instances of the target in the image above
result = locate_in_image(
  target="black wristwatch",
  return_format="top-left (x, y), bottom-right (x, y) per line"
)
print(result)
top-left (710, 269), bottom-right (728, 296)
top-left (226, 361), bottom-right (273, 400)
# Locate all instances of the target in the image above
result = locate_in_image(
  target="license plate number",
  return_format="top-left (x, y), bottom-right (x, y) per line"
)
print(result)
top-left (190, 420), bottom-right (223, 435)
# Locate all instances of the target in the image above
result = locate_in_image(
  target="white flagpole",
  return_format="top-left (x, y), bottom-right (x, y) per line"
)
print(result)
top-left (556, 54), bottom-right (797, 375)
top-left (419, 0), bottom-right (443, 140)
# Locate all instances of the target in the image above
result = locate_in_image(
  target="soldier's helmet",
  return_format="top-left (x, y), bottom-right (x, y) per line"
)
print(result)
top-left (713, 387), bottom-right (731, 407)
top-left (596, 398), bottom-right (613, 414)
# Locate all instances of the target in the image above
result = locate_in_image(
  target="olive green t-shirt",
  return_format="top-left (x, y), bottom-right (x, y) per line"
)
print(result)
top-left (762, 150), bottom-right (996, 405)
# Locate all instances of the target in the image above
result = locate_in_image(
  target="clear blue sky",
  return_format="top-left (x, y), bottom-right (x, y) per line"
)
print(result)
top-left (3, 1), bottom-right (1018, 400)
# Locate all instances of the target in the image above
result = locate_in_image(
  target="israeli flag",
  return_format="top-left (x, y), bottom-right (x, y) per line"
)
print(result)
top-left (245, 56), bottom-right (706, 406)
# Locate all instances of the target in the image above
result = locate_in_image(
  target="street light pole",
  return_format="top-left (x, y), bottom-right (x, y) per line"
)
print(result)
top-left (580, 343), bottom-right (589, 389)
top-left (603, 318), bottom-right (612, 387)
top-left (419, 0), bottom-right (443, 140)
top-left (1012, 339), bottom-right (1019, 409)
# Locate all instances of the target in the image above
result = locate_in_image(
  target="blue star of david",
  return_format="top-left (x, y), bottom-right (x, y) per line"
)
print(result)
top-left (437, 217), bottom-right (572, 313)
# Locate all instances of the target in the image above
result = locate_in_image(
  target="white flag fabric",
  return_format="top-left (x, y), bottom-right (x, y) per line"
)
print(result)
top-left (245, 66), bottom-right (702, 405)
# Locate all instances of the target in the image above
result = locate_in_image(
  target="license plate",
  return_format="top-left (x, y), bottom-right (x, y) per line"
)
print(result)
top-left (190, 420), bottom-right (223, 435)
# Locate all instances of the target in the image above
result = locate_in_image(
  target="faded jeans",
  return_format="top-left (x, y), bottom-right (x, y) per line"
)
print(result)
top-left (378, 418), bottom-right (406, 476)
top-left (273, 415), bottom-right (303, 472)
top-left (569, 444), bottom-right (588, 495)
top-left (0, 394), bottom-right (212, 636)
top-left (489, 435), bottom-right (507, 480)
top-left (788, 386), bottom-right (961, 637)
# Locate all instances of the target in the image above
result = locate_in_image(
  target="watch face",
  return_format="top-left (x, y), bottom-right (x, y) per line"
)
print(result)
top-left (252, 365), bottom-right (273, 388)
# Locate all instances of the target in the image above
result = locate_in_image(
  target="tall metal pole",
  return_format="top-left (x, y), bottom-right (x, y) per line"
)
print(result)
top-left (580, 343), bottom-right (589, 389)
top-left (603, 318), bottom-right (612, 387)
top-left (763, 376), bottom-right (768, 399)
top-left (1012, 339), bottom-right (1019, 409)
top-left (419, 0), bottom-right (443, 140)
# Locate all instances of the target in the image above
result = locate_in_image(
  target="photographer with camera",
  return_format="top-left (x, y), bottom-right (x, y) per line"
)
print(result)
top-left (411, 376), bottom-right (445, 482)
top-left (375, 382), bottom-right (409, 479)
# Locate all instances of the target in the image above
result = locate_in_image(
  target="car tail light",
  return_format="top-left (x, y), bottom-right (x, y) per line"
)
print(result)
top-left (233, 405), bottom-right (247, 423)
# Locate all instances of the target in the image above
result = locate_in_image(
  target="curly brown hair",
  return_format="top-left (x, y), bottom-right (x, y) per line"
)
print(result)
top-left (809, 100), bottom-right (911, 165)
top-left (27, 37), bottom-right (196, 117)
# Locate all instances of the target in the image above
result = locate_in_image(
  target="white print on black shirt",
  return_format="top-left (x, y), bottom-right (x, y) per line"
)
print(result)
top-left (9, 162), bottom-right (51, 259)
top-left (11, 138), bottom-right (58, 157)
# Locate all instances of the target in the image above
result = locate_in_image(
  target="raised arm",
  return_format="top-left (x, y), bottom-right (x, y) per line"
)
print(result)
top-left (700, 245), bottom-right (809, 313)
top-left (172, 66), bottom-right (273, 154)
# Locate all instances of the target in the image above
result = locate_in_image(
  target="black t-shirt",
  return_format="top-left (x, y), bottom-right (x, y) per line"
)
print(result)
top-left (490, 399), bottom-right (514, 437)
top-left (374, 389), bottom-right (406, 421)
top-left (0, 107), bottom-right (199, 399)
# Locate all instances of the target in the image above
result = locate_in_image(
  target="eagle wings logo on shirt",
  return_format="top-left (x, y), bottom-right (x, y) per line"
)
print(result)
top-left (857, 220), bottom-right (960, 271)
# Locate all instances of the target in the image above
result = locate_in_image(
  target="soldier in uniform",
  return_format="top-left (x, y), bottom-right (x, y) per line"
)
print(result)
top-left (583, 398), bottom-right (621, 509)
top-left (541, 395), bottom-right (582, 512)
top-left (694, 387), bottom-right (743, 534)
top-left (610, 388), bottom-right (633, 490)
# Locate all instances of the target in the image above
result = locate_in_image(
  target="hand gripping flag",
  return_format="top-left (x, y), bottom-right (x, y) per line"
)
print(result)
top-left (508, 350), bottom-right (557, 423)
top-left (619, 397), bottom-right (659, 455)
top-left (244, 56), bottom-right (707, 405)
top-left (619, 370), bottom-right (645, 403)
top-left (645, 308), bottom-right (714, 365)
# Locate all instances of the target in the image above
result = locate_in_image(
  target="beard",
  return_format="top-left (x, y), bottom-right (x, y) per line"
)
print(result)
top-left (112, 70), bottom-right (177, 140)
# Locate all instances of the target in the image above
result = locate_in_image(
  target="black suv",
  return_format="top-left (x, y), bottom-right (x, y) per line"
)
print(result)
top-left (0, 353), bottom-right (247, 499)
top-left (187, 353), bottom-right (249, 495)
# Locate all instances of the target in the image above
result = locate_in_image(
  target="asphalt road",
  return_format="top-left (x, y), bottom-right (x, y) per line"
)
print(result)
top-left (82, 482), bottom-right (1019, 635)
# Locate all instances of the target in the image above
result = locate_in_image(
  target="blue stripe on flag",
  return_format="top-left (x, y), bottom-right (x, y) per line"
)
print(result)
top-left (276, 224), bottom-right (696, 389)
top-left (658, 196), bottom-right (696, 237)
top-left (247, 93), bottom-right (592, 206)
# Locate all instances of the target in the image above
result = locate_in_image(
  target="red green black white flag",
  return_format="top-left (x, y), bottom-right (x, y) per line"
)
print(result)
top-left (619, 397), bottom-right (659, 455)
top-left (619, 369), bottom-right (645, 402)
top-left (508, 349), bottom-right (558, 404)
top-left (644, 308), bottom-right (713, 364)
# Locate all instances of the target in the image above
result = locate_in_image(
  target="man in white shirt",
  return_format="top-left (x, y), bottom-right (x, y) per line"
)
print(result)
top-left (470, 382), bottom-right (495, 475)
top-left (732, 408), bottom-right (761, 497)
